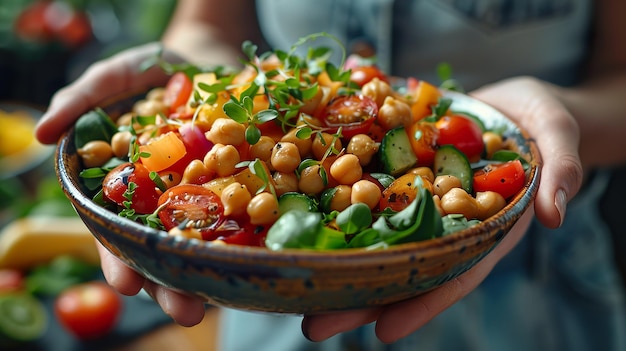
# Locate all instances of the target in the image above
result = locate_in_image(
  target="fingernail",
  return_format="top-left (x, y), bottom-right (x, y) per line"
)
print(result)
top-left (555, 189), bottom-right (567, 226)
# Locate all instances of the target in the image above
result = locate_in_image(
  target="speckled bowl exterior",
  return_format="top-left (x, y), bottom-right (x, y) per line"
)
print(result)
top-left (56, 91), bottom-right (540, 314)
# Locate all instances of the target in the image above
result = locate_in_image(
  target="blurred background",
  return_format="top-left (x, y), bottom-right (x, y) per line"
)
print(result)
top-left (0, 0), bottom-right (176, 106)
top-left (0, 2), bottom-right (221, 350)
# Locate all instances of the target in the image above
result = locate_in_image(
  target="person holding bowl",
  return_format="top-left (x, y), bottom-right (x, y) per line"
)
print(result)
top-left (36, 0), bottom-right (626, 350)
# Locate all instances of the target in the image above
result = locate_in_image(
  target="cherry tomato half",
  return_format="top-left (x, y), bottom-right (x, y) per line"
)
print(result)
top-left (54, 281), bottom-right (122, 340)
top-left (157, 184), bottom-right (225, 234)
top-left (163, 72), bottom-right (193, 115)
top-left (473, 160), bottom-right (526, 199)
top-left (321, 94), bottom-right (378, 139)
top-left (436, 114), bottom-right (484, 162)
top-left (349, 66), bottom-right (388, 87)
top-left (102, 162), bottom-right (161, 214)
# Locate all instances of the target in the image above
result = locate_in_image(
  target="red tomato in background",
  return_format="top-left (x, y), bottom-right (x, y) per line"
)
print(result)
top-left (349, 66), bottom-right (388, 87)
top-left (0, 269), bottom-right (24, 292)
top-left (164, 72), bottom-right (194, 115)
top-left (473, 160), bottom-right (526, 199)
top-left (406, 121), bottom-right (439, 166)
top-left (14, 1), bottom-right (92, 48)
top-left (54, 281), bottom-right (122, 340)
top-left (435, 114), bottom-right (484, 162)
top-left (157, 184), bottom-right (225, 234)
top-left (102, 162), bottom-right (161, 214)
top-left (321, 94), bottom-right (378, 139)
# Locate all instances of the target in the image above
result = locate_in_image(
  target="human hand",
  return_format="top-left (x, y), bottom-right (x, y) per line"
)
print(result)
top-left (301, 76), bottom-right (584, 343)
top-left (35, 42), bottom-right (178, 144)
top-left (35, 43), bottom-right (209, 326)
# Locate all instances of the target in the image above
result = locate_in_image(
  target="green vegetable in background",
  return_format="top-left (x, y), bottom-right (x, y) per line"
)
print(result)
top-left (0, 292), bottom-right (47, 348)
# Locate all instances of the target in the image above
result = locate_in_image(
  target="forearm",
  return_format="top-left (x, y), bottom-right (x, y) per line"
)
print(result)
top-left (161, 0), bottom-right (264, 67)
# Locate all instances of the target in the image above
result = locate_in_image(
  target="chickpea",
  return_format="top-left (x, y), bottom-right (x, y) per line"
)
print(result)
top-left (247, 192), bottom-right (280, 225)
top-left (440, 188), bottom-right (479, 220)
top-left (351, 180), bottom-right (381, 210)
top-left (298, 164), bottom-right (326, 195)
top-left (77, 140), bottom-right (113, 168)
top-left (407, 167), bottom-right (435, 183)
top-left (329, 185), bottom-right (352, 212)
top-left (330, 154), bottom-right (362, 185)
top-left (361, 77), bottom-right (394, 107)
top-left (346, 134), bottom-right (378, 166)
top-left (116, 112), bottom-right (134, 127)
top-left (221, 182), bottom-right (252, 216)
top-left (203, 143), bottom-right (240, 177)
top-left (377, 96), bottom-right (412, 130)
top-left (483, 131), bottom-right (504, 159)
top-left (110, 131), bottom-right (132, 158)
top-left (146, 87), bottom-right (166, 101)
top-left (475, 191), bottom-right (507, 220)
top-left (205, 118), bottom-right (246, 146)
top-left (181, 159), bottom-right (212, 185)
top-left (311, 132), bottom-right (342, 160)
top-left (281, 128), bottom-right (312, 158)
top-left (133, 99), bottom-right (167, 116)
top-left (159, 170), bottom-right (182, 189)
top-left (168, 226), bottom-right (202, 240)
top-left (273, 171), bottom-right (299, 196)
top-left (248, 136), bottom-right (275, 162)
top-left (271, 142), bottom-right (301, 173)
top-left (433, 175), bottom-right (463, 198)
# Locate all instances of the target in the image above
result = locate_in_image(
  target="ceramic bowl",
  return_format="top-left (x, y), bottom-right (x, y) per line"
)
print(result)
top-left (56, 91), bottom-right (540, 314)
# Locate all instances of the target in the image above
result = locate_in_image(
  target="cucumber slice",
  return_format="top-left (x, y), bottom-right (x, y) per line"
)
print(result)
top-left (0, 293), bottom-right (47, 345)
top-left (379, 126), bottom-right (417, 176)
top-left (433, 145), bottom-right (473, 193)
top-left (278, 192), bottom-right (318, 215)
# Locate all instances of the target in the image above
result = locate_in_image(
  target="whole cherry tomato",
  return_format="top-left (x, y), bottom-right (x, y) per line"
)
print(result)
top-left (321, 94), bottom-right (378, 139)
top-left (157, 184), bottom-right (225, 234)
top-left (435, 114), bottom-right (484, 162)
top-left (54, 281), bottom-right (122, 340)
top-left (102, 162), bottom-right (161, 214)
top-left (163, 72), bottom-right (194, 115)
top-left (406, 121), bottom-right (439, 167)
top-left (473, 160), bottom-right (526, 199)
top-left (349, 66), bottom-right (388, 87)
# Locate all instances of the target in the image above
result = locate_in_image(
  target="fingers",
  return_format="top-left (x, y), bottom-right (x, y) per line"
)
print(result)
top-left (96, 241), bottom-right (206, 326)
top-left (374, 209), bottom-right (534, 343)
top-left (301, 308), bottom-right (381, 342)
top-left (141, 280), bottom-right (207, 327)
top-left (302, 209), bottom-right (534, 343)
top-left (96, 241), bottom-right (145, 296)
top-left (35, 42), bottom-right (182, 145)
top-left (470, 77), bottom-right (583, 228)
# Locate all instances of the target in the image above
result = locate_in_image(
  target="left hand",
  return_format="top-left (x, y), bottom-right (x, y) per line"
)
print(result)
top-left (301, 76), bottom-right (584, 343)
